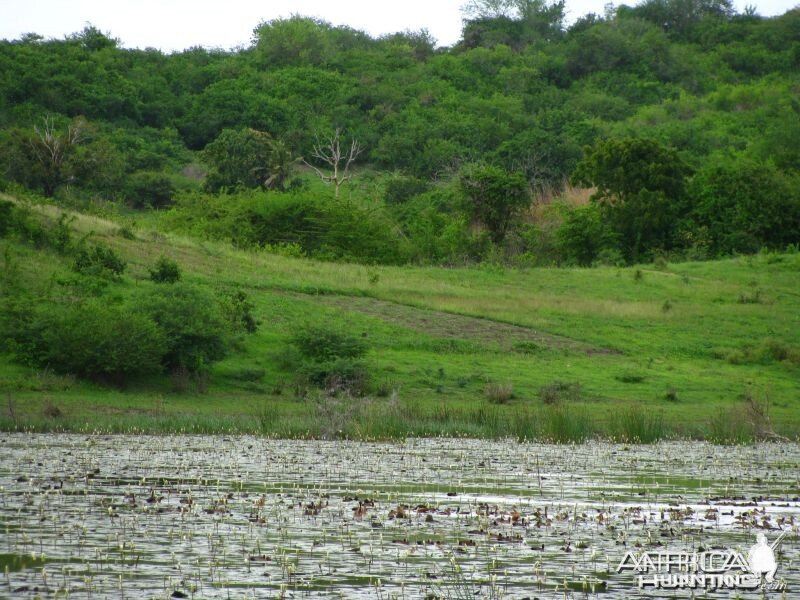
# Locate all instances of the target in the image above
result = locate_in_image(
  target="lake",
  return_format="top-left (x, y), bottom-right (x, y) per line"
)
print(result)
top-left (1, 434), bottom-right (798, 598)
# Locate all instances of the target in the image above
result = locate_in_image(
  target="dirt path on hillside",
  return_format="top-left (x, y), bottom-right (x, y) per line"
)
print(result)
top-left (308, 294), bottom-right (617, 355)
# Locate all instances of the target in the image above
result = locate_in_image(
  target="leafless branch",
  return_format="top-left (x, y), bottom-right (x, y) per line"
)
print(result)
top-left (30, 116), bottom-right (84, 169)
top-left (302, 128), bottom-right (363, 198)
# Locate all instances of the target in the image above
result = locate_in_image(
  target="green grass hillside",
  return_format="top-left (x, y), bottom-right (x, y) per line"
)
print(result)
top-left (2, 193), bottom-right (799, 441)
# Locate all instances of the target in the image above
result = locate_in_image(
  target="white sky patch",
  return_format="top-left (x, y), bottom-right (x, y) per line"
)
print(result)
top-left (1, 0), bottom-right (797, 52)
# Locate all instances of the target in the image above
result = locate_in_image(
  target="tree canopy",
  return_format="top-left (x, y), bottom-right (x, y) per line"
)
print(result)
top-left (0, 5), bottom-right (798, 266)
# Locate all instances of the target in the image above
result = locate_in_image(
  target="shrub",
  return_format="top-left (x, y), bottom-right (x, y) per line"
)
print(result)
top-left (0, 202), bottom-right (50, 248)
top-left (459, 163), bottom-right (531, 244)
top-left (0, 200), bottom-right (14, 237)
top-left (572, 137), bottom-right (692, 263)
top-left (555, 203), bottom-right (607, 266)
top-left (485, 383), bottom-right (514, 404)
top-left (291, 325), bottom-right (367, 362)
top-left (42, 400), bottom-right (63, 419)
top-left (124, 171), bottom-right (175, 209)
top-left (737, 289), bottom-right (762, 304)
top-left (722, 338), bottom-right (800, 366)
top-left (301, 358), bottom-right (371, 397)
top-left (117, 226), bottom-right (136, 240)
top-left (134, 284), bottom-right (229, 375)
top-left (219, 289), bottom-right (259, 334)
top-left (538, 380), bottom-right (581, 404)
top-left (50, 214), bottom-right (74, 253)
top-left (384, 176), bottom-right (431, 205)
top-left (149, 256), bottom-right (181, 283)
top-left (73, 243), bottom-right (126, 279)
top-left (232, 190), bottom-right (407, 264)
top-left (513, 341), bottom-right (542, 354)
top-left (688, 159), bottom-right (800, 256)
top-left (288, 325), bottom-right (370, 396)
top-left (10, 300), bottom-right (166, 384)
top-left (615, 372), bottom-right (645, 384)
top-left (374, 379), bottom-right (397, 398)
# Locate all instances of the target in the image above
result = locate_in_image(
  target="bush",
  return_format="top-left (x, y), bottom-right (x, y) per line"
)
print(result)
top-left (173, 189), bottom-right (408, 265)
top-left (1, 202), bottom-right (71, 251)
top-left (485, 383), bottom-right (514, 404)
top-left (124, 171), bottom-right (176, 209)
top-left (218, 289), bottom-right (259, 334)
top-left (721, 338), bottom-right (800, 366)
top-left (538, 380), bottom-right (581, 404)
top-left (149, 256), bottom-right (181, 283)
top-left (9, 300), bottom-right (166, 384)
top-left (384, 176), bottom-right (431, 205)
top-left (73, 243), bottom-right (126, 279)
top-left (572, 137), bottom-right (692, 263)
top-left (300, 358), bottom-right (371, 397)
top-left (0, 200), bottom-right (13, 237)
top-left (555, 203), bottom-right (608, 266)
top-left (291, 325), bottom-right (367, 362)
top-left (288, 325), bottom-right (370, 396)
top-left (459, 163), bottom-right (531, 244)
top-left (134, 284), bottom-right (229, 374)
top-left (688, 159), bottom-right (800, 256)
top-left (615, 372), bottom-right (646, 384)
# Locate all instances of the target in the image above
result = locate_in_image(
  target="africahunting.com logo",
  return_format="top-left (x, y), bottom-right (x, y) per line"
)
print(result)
top-left (617, 532), bottom-right (787, 591)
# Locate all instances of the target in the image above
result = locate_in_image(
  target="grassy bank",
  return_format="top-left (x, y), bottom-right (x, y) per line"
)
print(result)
top-left (1, 194), bottom-right (799, 442)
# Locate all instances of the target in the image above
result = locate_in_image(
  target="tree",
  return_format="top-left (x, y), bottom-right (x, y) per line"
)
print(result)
top-left (28, 116), bottom-right (86, 196)
top-left (688, 158), bottom-right (800, 255)
top-left (459, 163), bottom-right (530, 243)
top-left (202, 128), bottom-right (295, 192)
top-left (573, 137), bottom-right (689, 203)
top-left (572, 137), bottom-right (692, 261)
top-left (252, 16), bottom-right (336, 68)
top-left (556, 203), bottom-right (609, 266)
top-left (259, 137), bottom-right (296, 191)
top-left (491, 128), bottom-right (581, 197)
top-left (302, 128), bottom-right (363, 198)
top-left (462, 0), bottom-right (562, 20)
top-left (134, 284), bottom-right (229, 375)
top-left (461, 0), bottom-right (566, 46)
top-left (627, 0), bottom-right (735, 40)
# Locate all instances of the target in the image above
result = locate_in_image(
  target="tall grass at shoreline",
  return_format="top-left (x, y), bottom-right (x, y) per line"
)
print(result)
top-left (1, 394), bottom-right (790, 444)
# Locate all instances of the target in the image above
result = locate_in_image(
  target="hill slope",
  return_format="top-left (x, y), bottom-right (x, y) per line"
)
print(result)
top-left (1, 194), bottom-right (798, 440)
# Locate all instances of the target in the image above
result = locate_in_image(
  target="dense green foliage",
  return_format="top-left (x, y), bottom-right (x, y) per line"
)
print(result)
top-left (8, 300), bottom-right (167, 383)
top-left (572, 137), bottom-right (693, 261)
top-left (0, 5), bottom-right (798, 266)
top-left (149, 255), bottom-right (181, 283)
top-left (288, 325), bottom-right (371, 396)
top-left (133, 284), bottom-right (230, 375)
top-left (460, 164), bottom-right (531, 243)
top-left (0, 201), bottom-right (254, 384)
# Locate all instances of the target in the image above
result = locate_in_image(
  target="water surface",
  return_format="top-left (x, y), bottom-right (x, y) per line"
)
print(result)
top-left (1, 435), bottom-right (798, 598)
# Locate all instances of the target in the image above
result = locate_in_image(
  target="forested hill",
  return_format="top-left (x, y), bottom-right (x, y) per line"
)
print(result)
top-left (1, 0), bottom-right (799, 266)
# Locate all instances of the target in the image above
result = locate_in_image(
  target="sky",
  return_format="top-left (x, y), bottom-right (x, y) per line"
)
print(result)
top-left (1, 0), bottom-right (797, 52)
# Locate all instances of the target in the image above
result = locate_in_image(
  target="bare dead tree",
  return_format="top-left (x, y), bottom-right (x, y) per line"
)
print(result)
top-left (302, 128), bottom-right (363, 198)
top-left (31, 116), bottom-right (84, 169)
top-left (29, 116), bottom-right (86, 196)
